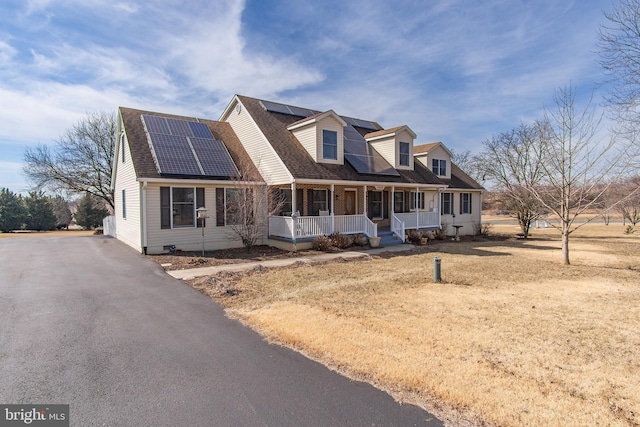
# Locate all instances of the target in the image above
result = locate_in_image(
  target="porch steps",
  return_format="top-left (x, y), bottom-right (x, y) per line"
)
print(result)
top-left (378, 228), bottom-right (406, 247)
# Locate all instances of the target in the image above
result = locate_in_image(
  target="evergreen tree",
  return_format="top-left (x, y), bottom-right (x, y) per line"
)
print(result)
top-left (25, 191), bottom-right (57, 231)
top-left (0, 188), bottom-right (27, 232)
top-left (50, 195), bottom-right (72, 229)
top-left (75, 193), bottom-right (108, 230)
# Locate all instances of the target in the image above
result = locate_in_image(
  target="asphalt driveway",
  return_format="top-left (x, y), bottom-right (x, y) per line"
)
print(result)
top-left (0, 235), bottom-right (442, 426)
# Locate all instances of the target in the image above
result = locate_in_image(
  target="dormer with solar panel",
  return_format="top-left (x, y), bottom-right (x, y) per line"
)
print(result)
top-left (259, 99), bottom-right (401, 177)
top-left (364, 125), bottom-right (417, 171)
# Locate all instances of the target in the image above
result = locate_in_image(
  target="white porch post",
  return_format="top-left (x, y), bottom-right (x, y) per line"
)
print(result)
top-left (437, 188), bottom-right (442, 229)
top-left (330, 183), bottom-right (335, 234)
top-left (416, 186), bottom-right (419, 229)
top-left (291, 182), bottom-right (297, 215)
top-left (391, 186), bottom-right (395, 215)
top-left (330, 184), bottom-right (335, 215)
top-left (363, 185), bottom-right (367, 218)
top-left (291, 182), bottom-right (297, 240)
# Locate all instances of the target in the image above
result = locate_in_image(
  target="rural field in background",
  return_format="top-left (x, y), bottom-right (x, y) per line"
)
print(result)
top-left (196, 221), bottom-right (640, 426)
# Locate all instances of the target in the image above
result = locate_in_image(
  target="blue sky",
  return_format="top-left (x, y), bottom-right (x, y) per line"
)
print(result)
top-left (0, 0), bottom-right (613, 194)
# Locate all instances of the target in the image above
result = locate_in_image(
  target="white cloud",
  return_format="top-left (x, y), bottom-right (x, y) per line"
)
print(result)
top-left (162, 0), bottom-right (323, 100)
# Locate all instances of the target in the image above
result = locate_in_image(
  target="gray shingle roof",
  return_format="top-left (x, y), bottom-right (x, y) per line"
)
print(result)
top-left (119, 107), bottom-right (260, 181)
top-left (237, 95), bottom-right (443, 185)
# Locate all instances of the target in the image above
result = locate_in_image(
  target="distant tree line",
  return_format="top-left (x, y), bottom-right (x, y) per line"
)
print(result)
top-left (0, 189), bottom-right (107, 232)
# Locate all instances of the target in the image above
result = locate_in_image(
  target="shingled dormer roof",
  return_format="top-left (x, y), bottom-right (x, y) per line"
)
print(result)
top-left (236, 95), bottom-right (443, 185)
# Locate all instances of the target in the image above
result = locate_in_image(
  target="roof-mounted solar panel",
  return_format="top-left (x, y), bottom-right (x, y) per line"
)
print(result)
top-left (343, 117), bottom-right (379, 131)
top-left (343, 123), bottom-right (399, 176)
top-left (141, 114), bottom-right (239, 178)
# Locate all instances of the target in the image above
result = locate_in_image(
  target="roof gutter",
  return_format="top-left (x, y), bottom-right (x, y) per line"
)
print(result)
top-left (291, 178), bottom-right (447, 189)
top-left (137, 177), bottom-right (265, 186)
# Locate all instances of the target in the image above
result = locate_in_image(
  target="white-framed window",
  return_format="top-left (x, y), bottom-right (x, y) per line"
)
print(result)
top-left (311, 189), bottom-right (328, 216)
top-left (370, 191), bottom-right (383, 219)
top-left (460, 193), bottom-right (472, 214)
top-left (322, 130), bottom-right (338, 160)
top-left (432, 159), bottom-right (447, 176)
top-left (172, 187), bottom-right (195, 227)
top-left (399, 142), bottom-right (410, 166)
top-left (122, 189), bottom-right (126, 219)
top-left (410, 191), bottom-right (425, 210)
top-left (160, 187), bottom-right (205, 229)
top-left (441, 192), bottom-right (453, 215)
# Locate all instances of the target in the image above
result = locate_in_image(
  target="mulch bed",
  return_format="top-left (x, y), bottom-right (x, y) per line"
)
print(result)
top-left (147, 245), bottom-right (325, 271)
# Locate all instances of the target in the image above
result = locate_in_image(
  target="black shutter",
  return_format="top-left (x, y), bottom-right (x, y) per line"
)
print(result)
top-left (196, 187), bottom-right (205, 228)
top-left (367, 191), bottom-right (373, 219)
top-left (160, 187), bottom-right (170, 229)
top-left (216, 188), bottom-right (225, 226)
top-left (460, 193), bottom-right (463, 215)
top-left (307, 189), bottom-right (313, 216)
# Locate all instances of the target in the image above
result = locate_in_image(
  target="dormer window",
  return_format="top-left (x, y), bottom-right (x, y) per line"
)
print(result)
top-left (432, 159), bottom-right (447, 176)
top-left (287, 111), bottom-right (345, 164)
top-left (323, 130), bottom-right (338, 160)
top-left (399, 142), bottom-right (410, 166)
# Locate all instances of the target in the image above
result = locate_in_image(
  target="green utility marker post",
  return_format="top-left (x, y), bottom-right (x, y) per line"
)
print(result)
top-left (433, 257), bottom-right (442, 282)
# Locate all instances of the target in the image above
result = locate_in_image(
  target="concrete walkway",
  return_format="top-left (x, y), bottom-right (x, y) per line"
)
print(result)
top-left (168, 243), bottom-right (415, 280)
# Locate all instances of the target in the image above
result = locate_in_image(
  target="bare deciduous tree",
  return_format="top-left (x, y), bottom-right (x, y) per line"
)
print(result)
top-left (225, 159), bottom-right (283, 252)
top-left (530, 86), bottom-right (639, 264)
top-left (599, 0), bottom-right (640, 125)
top-left (476, 122), bottom-right (548, 238)
top-left (617, 176), bottom-right (640, 225)
top-left (23, 111), bottom-right (116, 209)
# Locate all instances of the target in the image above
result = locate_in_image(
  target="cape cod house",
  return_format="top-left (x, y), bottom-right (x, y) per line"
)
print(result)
top-left (110, 96), bottom-right (483, 254)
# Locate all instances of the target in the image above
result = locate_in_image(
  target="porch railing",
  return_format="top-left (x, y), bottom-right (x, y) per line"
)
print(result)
top-left (391, 213), bottom-right (405, 242)
top-left (269, 214), bottom-right (378, 240)
top-left (395, 211), bottom-right (440, 230)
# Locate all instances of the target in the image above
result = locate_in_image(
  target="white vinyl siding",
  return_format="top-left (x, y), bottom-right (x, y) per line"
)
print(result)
top-left (290, 125), bottom-right (317, 160)
top-left (224, 99), bottom-right (291, 185)
top-left (144, 184), bottom-right (264, 254)
top-left (369, 136), bottom-right (395, 168)
top-left (113, 129), bottom-right (141, 252)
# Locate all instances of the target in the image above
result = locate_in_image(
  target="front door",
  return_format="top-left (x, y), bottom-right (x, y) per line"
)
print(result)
top-left (344, 190), bottom-right (357, 215)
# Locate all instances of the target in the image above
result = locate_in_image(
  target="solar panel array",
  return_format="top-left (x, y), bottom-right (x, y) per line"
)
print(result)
top-left (343, 125), bottom-right (399, 176)
top-left (342, 117), bottom-right (379, 131)
top-left (260, 100), bottom-right (318, 118)
top-left (141, 115), bottom-right (239, 178)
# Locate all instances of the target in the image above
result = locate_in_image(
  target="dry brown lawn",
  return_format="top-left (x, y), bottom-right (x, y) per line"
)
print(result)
top-left (193, 223), bottom-right (640, 427)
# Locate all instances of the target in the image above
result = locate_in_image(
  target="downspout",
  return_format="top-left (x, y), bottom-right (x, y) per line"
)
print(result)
top-left (141, 181), bottom-right (148, 254)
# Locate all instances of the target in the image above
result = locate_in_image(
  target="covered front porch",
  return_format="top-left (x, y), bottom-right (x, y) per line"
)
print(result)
top-left (268, 182), bottom-right (442, 242)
